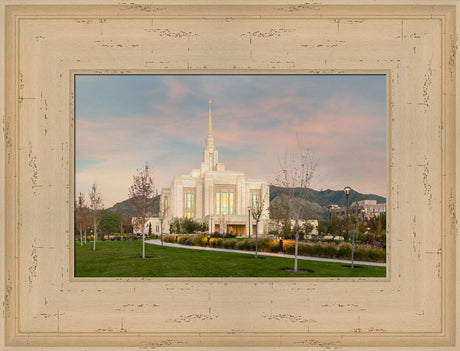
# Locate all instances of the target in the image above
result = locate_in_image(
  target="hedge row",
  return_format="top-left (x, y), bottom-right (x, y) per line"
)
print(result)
top-left (162, 235), bottom-right (386, 263)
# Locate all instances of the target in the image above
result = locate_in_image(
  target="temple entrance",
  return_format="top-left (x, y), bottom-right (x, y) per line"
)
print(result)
top-left (227, 225), bottom-right (246, 237)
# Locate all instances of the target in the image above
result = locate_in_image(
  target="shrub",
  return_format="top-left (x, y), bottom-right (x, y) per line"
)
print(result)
top-left (210, 232), bottom-right (237, 238)
top-left (257, 238), bottom-right (272, 252)
top-left (322, 243), bottom-right (338, 258)
top-left (307, 242), bottom-right (321, 257)
top-left (223, 239), bottom-right (237, 249)
top-left (337, 243), bottom-right (352, 259)
top-left (193, 235), bottom-right (207, 247)
top-left (179, 235), bottom-right (194, 246)
top-left (297, 242), bottom-right (313, 256)
top-left (353, 246), bottom-right (368, 261)
top-left (367, 247), bottom-right (385, 261)
top-left (210, 238), bottom-right (223, 248)
top-left (268, 239), bottom-right (282, 253)
top-left (169, 217), bottom-right (208, 234)
top-left (283, 240), bottom-right (296, 255)
top-left (235, 239), bottom-right (256, 251)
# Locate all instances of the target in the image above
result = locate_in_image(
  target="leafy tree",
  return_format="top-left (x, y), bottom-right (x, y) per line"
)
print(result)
top-left (273, 142), bottom-right (315, 272)
top-left (88, 183), bottom-right (104, 251)
top-left (169, 217), bottom-right (208, 234)
top-left (123, 216), bottom-right (133, 235)
top-left (129, 163), bottom-right (155, 259)
top-left (100, 210), bottom-right (122, 238)
top-left (303, 221), bottom-right (314, 236)
top-left (317, 220), bottom-right (330, 235)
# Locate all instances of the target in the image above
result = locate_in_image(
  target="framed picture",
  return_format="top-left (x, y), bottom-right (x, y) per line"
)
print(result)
top-left (74, 74), bottom-right (388, 278)
top-left (1, 1), bottom-right (458, 349)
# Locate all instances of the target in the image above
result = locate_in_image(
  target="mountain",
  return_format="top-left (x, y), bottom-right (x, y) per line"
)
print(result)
top-left (107, 195), bottom-right (160, 219)
top-left (107, 187), bottom-right (385, 221)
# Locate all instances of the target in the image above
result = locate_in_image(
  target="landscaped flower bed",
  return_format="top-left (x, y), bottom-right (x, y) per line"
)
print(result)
top-left (162, 234), bottom-right (386, 263)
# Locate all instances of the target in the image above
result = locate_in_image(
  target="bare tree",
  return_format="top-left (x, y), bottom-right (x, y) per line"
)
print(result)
top-left (269, 196), bottom-right (289, 237)
top-left (129, 163), bottom-right (155, 259)
top-left (83, 207), bottom-right (91, 244)
top-left (251, 191), bottom-right (269, 259)
top-left (159, 200), bottom-right (168, 248)
top-left (75, 192), bottom-right (88, 247)
top-left (88, 183), bottom-right (104, 251)
top-left (273, 144), bottom-right (315, 272)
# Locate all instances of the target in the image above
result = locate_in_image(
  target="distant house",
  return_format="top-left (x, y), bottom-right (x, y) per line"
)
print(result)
top-left (329, 199), bottom-right (386, 220)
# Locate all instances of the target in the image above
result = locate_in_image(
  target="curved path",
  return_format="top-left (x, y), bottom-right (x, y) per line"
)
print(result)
top-left (145, 239), bottom-right (386, 267)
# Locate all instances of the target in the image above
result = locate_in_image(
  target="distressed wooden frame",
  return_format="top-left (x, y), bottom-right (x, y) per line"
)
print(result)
top-left (0, 1), bottom-right (458, 350)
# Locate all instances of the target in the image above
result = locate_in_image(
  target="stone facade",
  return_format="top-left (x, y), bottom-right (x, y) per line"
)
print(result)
top-left (157, 99), bottom-right (269, 236)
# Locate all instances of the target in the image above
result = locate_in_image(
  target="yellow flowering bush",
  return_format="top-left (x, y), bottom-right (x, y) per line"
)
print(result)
top-left (282, 240), bottom-right (296, 254)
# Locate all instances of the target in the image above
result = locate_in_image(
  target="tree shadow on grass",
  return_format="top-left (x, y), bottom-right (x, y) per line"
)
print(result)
top-left (283, 268), bottom-right (313, 274)
top-left (340, 264), bottom-right (364, 269)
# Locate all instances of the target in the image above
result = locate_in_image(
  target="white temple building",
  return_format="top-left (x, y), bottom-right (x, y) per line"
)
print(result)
top-left (146, 99), bottom-right (269, 237)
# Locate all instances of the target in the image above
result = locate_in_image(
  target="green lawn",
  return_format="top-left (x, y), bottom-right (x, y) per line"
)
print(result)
top-left (75, 240), bottom-right (386, 278)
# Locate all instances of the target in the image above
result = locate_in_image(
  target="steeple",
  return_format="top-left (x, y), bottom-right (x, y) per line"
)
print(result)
top-left (202, 98), bottom-right (218, 171)
top-left (205, 98), bottom-right (215, 149)
top-left (208, 98), bottom-right (212, 135)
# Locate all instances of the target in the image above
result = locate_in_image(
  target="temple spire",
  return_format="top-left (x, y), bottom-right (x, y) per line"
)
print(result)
top-left (208, 98), bottom-right (212, 135)
top-left (202, 98), bottom-right (218, 172)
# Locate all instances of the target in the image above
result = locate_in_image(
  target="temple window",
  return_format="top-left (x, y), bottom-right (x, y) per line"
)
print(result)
top-left (250, 190), bottom-right (260, 210)
top-left (216, 187), bottom-right (235, 215)
top-left (184, 189), bottom-right (195, 218)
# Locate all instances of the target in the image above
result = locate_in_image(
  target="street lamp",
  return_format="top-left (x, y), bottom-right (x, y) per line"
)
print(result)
top-left (344, 186), bottom-right (351, 241)
top-left (344, 186), bottom-right (354, 268)
top-left (248, 206), bottom-right (251, 238)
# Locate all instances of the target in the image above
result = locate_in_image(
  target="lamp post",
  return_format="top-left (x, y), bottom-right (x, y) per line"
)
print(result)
top-left (159, 217), bottom-right (164, 247)
top-left (344, 186), bottom-right (354, 268)
top-left (248, 206), bottom-right (251, 238)
top-left (344, 187), bottom-right (350, 242)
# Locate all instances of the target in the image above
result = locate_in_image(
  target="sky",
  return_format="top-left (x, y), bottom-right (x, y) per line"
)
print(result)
top-left (75, 75), bottom-right (386, 208)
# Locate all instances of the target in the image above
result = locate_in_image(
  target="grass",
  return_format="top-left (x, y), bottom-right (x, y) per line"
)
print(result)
top-left (75, 240), bottom-right (386, 278)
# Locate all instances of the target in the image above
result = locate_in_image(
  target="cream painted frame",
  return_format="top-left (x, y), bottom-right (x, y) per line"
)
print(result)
top-left (0, 1), bottom-right (458, 350)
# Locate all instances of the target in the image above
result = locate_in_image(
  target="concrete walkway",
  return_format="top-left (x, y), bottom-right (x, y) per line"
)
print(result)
top-left (145, 239), bottom-right (386, 267)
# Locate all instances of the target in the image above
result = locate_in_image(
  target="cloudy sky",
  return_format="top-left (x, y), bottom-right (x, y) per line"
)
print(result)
top-left (75, 74), bottom-right (386, 208)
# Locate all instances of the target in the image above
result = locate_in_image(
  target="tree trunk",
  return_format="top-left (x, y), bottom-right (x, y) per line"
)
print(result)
top-left (84, 228), bottom-right (87, 244)
top-left (120, 217), bottom-right (123, 241)
top-left (93, 217), bottom-right (97, 251)
top-left (294, 218), bottom-right (299, 272)
top-left (79, 226), bottom-right (83, 247)
top-left (141, 223), bottom-right (145, 259)
top-left (160, 220), bottom-right (164, 247)
top-left (255, 220), bottom-right (258, 259)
